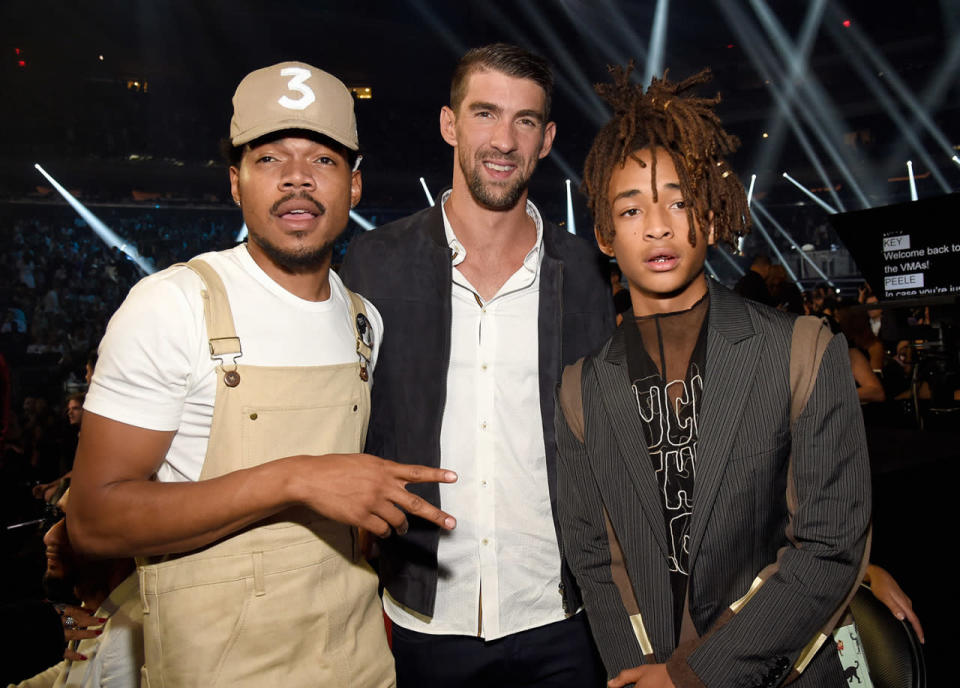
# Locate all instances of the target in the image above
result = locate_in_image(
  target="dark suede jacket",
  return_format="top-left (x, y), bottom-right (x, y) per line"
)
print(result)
top-left (340, 202), bottom-right (615, 617)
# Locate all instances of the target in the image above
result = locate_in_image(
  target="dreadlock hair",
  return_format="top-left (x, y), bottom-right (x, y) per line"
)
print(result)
top-left (582, 63), bottom-right (750, 250)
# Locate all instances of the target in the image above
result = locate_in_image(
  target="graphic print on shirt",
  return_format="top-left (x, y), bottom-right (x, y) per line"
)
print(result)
top-left (631, 363), bottom-right (702, 574)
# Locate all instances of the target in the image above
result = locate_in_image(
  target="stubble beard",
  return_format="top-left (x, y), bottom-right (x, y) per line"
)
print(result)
top-left (246, 191), bottom-right (337, 272)
top-left (247, 229), bottom-right (334, 272)
top-left (460, 147), bottom-right (533, 211)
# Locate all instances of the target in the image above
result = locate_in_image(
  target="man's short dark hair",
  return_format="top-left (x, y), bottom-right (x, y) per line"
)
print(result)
top-left (450, 43), bottom-right (554, 119)
top-left (219, 129), bottom-right (359, 170)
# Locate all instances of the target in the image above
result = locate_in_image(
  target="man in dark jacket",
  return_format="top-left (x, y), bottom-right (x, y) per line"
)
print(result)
top-left (341, 44), bottom-right (613, 687)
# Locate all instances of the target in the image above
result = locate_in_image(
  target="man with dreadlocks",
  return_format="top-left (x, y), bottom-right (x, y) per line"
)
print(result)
top-left (556, 65), bottom-right (870, 688)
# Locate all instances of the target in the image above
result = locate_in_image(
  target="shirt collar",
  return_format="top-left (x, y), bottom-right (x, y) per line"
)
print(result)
top-left (439, 189), bottom-right (544, 271)
top-left (94, 570), bottom-right (139, 618)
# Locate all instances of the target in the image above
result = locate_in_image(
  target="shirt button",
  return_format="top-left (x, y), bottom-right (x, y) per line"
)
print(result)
top-left (480, 480), bottom-right (487, 487)
top-left (482, 538), bottom-right (489, 545)
top-left (480, 421), bottom-right (487, 430)
top-left (481, 363), bottom-right (488, 371)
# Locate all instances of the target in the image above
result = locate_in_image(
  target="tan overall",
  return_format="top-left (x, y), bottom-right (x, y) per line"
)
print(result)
top-left (138, 259), bottom-right (395, 688)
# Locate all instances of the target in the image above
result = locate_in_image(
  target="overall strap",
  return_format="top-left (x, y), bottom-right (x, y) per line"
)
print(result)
top-left (182, 258), bottom-right (242, 360)
top-left (558, 357), bottom-right (655, 660)
top-left (789, 315), bottom-right (832, 425)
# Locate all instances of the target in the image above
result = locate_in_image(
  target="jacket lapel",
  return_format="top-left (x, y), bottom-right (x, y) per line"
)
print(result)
top-left (686, 280), bottom-right (763, 565)
top-left (591, 329), bottom-right (671, 558)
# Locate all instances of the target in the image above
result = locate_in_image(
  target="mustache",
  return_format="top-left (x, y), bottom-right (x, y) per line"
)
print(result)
top-left (270, 192), bottom-right (326, 216)
top-left (474, 148), bottom-right (520, 165)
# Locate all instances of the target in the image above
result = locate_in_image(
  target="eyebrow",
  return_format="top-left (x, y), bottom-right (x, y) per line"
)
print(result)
top-left (612, 182), bottom-right (682, 203)
top-left (467, 101), bottom-right (544, 123)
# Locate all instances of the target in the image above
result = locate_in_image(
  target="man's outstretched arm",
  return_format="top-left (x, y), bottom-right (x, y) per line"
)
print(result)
top-left (69, 411), bottom-right (457, 558)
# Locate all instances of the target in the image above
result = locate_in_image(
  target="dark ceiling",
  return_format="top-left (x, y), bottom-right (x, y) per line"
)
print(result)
top-left (2, 0), bottom-right (957, 215)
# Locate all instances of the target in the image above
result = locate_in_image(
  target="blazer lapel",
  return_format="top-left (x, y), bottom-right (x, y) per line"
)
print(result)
top-left (591, 329), bottom-right (671, 558)
top-left (687, 281), bottom-right (763, 565)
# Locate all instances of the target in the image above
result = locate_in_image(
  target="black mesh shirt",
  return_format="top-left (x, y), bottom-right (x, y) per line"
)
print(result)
top-left (622, 292), bottom-right (709, 640)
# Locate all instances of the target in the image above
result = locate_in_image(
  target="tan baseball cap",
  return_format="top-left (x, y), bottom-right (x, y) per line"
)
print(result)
top-left (230, 61), bottom-right (359, 150)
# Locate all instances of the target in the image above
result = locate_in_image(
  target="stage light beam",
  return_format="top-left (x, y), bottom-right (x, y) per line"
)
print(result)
top-left (906, 161), bottom-right (918, 201)
top-left (753, 202), bottom-right (834, 287)
top-left (721, 0), bottom-right (865, 208)
top-left (419, 177), bottom-right (435, 207)
top-left (564, 179), bottom-right (577, 235)
top-left (750, 211), bottom-right (800, 286)
top-left (829, 4), bottom-right (957, 165)
top-left (350, 210), bottom-right (376, 231)
top-left (34, 163), bottom-right (154, 275)
top-left (747, 174), bottom-right (757, 207)
top-left (645, 0), bottom-right (671, 84)
top-left (782, 172), bottom-right (839, 215)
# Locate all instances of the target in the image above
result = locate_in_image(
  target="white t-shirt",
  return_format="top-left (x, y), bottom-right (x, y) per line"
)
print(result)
top-left (85, 245), bottom-right (382, 483)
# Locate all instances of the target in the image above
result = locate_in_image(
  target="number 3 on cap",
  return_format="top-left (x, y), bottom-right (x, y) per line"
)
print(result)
top-left (278, 67), bottom-right (315, 111)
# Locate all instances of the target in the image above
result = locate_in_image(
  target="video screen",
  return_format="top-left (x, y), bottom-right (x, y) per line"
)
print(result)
top-left (830, 193), bottom-right (960, 300)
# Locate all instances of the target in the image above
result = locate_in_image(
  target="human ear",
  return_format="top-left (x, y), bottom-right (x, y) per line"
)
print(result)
top-left (594, 225), bottom-right (615, 257)
top-left (439, 106), bottom-right (458, 147)
top-left (229, 165), bottom-right (241, 206)
top-left (538, 121), bottom-right (557, 159)
top-left (350, 170), bottom-right (362, 209)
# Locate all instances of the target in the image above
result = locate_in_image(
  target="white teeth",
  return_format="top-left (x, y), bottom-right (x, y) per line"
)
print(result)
top-left (486, 162), bottom-right (512, 172)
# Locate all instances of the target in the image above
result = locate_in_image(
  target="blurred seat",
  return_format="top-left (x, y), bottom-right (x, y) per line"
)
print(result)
top-left (849, 583), bottom-right (926, 688)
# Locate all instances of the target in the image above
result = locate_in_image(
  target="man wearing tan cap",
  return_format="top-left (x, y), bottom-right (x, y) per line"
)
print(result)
top-left (69, 61), bottom-right (457, 686)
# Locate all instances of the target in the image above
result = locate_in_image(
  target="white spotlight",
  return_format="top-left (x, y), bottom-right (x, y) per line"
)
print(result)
top-left (747, 173), bottom-right (757, 207)
top-left (781, 172), bottom-right (838, 214)
top-left (906, 161), bottom-right (918, 201)
top-left (34, 163), bottom-right (154, 274)
top-left (349, 210), bottom-right (376, 231)
top-left (419, 177), bottom-right (435, 207)
top-left (564, 179), bottom-right (577, 235)
top-left (645, 0), bottom-right (672, 85)
top-left (952, 155), bottom-right (960, 167)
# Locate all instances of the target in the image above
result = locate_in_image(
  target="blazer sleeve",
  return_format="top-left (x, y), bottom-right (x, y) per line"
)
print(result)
top-left (667, 333), bottom-right (871, 688)
top-left (339, 234), bottom-right (370, 295)
top-left (555, 387), bottom-right (647, 679)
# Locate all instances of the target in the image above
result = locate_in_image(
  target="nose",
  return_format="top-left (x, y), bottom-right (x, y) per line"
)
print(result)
top-left (644, 203), bottom-right (674, 241)
top-left (279, 158), bottom-right (315, 191)
top-left (489, 118), bottom-right (518, 154)
top-left (44, 518), bottom-right (67, 547)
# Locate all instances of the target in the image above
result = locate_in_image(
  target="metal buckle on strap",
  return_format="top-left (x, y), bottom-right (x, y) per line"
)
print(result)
top-left (209, 337), bottom-right (243, 387)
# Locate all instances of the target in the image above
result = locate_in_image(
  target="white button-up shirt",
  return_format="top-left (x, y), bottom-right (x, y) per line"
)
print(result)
top-left (384, 191), bottom-right (566, 639)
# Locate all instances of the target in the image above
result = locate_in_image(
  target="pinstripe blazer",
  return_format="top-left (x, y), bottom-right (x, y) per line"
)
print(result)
top-left (557, 280), bottom-right (871, 688)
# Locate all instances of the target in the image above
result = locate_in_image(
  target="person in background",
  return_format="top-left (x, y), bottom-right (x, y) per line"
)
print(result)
top-left (733, 254), bottom-right (772, 306)
top-left (12, 489), bottom-right (142, 688)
